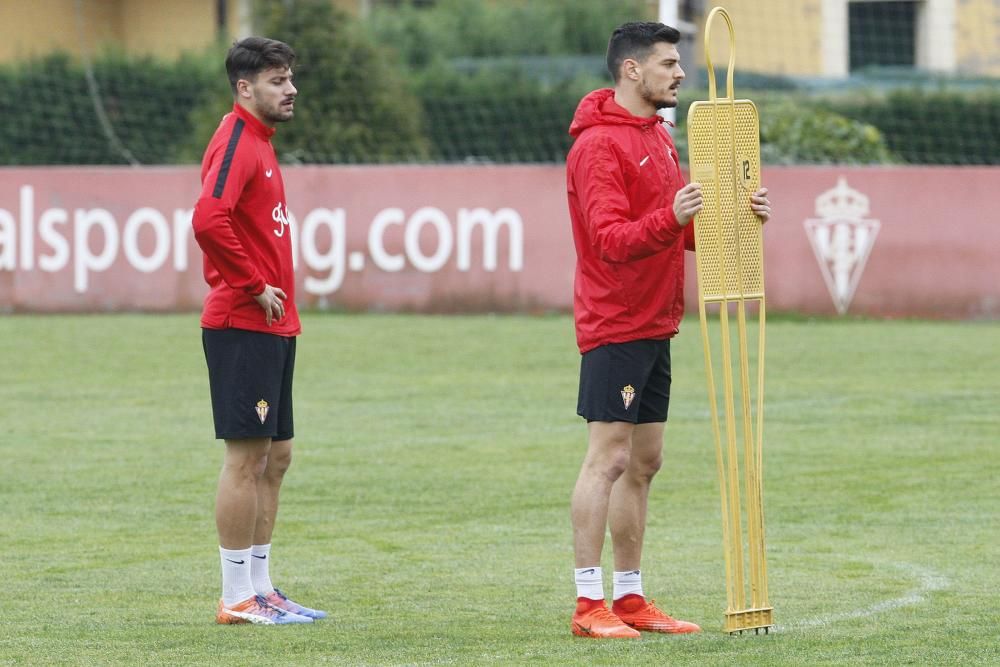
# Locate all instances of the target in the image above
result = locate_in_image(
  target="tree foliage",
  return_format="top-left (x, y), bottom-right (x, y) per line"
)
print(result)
top-left (367, 0), bottom-right (651, 65)
top-left (180, 0), bottom-right (429, 164)
top-left (758, 98), bottom-right (895, 165)
top-left (252, 0), bottom-right (428, 163)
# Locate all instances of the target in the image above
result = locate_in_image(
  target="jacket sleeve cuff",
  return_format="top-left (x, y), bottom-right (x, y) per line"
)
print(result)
top-left (684, 220), bottom-right (697, 251)
top-left (656, 208), bottom-right (685, 243)
top-left (244, 277), bottom-right (267, 296)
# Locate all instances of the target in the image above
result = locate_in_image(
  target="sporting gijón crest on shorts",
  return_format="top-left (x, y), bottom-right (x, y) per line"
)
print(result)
top-left (193, 103), bottom-right (301, 336)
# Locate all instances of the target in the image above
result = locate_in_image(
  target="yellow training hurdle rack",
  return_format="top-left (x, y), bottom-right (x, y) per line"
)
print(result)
top-left (686, 6), bottom-right (774, 635)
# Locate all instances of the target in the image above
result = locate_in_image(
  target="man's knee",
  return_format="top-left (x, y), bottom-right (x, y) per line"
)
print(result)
top-left (628, 423), bottom-right (664, 482)
top-left (586, 423), bottom-right (633, 482)
top-left (265, 440), bottom-right (293, 479)
top-left (604, 449), bottom-right (632, 482)
top-left (224, 439), bottom-right (271, 480)
top-left (630, 451), bottom-right (663, 482)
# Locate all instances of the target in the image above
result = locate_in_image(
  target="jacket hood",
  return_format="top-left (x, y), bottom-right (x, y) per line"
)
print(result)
top-left (568, 88), bottom-right (664, 137)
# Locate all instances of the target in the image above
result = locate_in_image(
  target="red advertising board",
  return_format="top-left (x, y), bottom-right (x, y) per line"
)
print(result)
top-left (0, 165), bottom-right (997, 318)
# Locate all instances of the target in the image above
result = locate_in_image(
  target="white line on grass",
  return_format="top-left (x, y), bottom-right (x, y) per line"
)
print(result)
top-left (779, 562), bottom-right (950, 631)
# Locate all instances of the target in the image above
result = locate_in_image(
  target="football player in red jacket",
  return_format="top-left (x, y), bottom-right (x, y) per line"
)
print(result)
top-left (566, 22), bottom-right (771, 639)
top-left (193, 37), bottom-right (325, 626)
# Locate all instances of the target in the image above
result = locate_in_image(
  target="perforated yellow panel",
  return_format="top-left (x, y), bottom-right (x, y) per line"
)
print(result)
top-left (689, 6), bottom-right (772, 636)
top-left (688, 100), bottom-right (763, 301)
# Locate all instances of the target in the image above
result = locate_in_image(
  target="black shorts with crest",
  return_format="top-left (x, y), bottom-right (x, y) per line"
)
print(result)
top-left (577, 338), bottom-right (671, 424)
top-left (202, 328), bottom-right (296, 441)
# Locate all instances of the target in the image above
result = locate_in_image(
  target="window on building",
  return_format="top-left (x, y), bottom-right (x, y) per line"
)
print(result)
top-left (848, 1), bottom-right (918, 71)
top-left (216, 0), bottom-right (227, 36)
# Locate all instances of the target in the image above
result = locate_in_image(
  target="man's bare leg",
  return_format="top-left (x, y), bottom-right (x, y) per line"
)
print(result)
top-left (217, 438), bottom-right (272, 549)
top-left (608, 422), bottom-right (664, 571)
top-left (570, 421), bottom-right (642, 638)
top-left (253, 438), bottom-right (293, 546)
top-left (606, 422), bottom-right (700, 633)
top-left (571, 421), bottom-right (634, 567)
top-left (216, 438), bottom-right (271, 611)
top-left (246, 439), bottom-right (326, 619)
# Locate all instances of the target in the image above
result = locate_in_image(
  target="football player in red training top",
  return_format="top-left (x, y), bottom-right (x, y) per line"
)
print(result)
top-left (565, 22), bottom-right (771, 638)
top-left (192, 36), bottom-right (325, 625)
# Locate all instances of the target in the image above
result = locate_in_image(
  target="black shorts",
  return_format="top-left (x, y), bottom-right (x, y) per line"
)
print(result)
top-left (202, 328), bottom-right (296, 441)
top-left (577, 338), bottom-right (672, 424)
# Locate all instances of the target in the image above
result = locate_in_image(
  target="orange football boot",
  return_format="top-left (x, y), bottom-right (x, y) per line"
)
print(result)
top-left (216, 595), bottom-right (313, 625)
top-left (612, 594), bottom-right (701, 634)
top-left (571, 598), bottom-right (641, 639)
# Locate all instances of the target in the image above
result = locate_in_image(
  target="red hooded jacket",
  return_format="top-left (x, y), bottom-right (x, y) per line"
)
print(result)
top-left (566, 88), bottom-right (695, 353)
top-left (192, 104), bottom-right (301, 336)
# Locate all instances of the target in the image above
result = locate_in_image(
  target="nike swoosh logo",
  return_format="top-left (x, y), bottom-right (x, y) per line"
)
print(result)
top-left (575, 622), bottom-right (593, 635)
top-left (225, 559), bottom-right (245, 565)
top-left (252, 554), bottom-right (267, 560)
top-left (580, 568), bottom-right (596, 575)
top-left (639, 155), bottom-right (650, 166)
top-left (265, 169), bottom-right (273, 178)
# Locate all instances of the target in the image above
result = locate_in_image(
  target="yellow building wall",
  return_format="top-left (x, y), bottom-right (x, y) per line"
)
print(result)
top-left (0, 0), bottom-right (121, 62)
top-left (118, 0), bottom-right (222, 57)
top-left (692, 0), bottom-right (825, 77)
top-left (956, 0), bottom-right (1000, 74)
top-left (0, 0), bottom-right (239, 63)
top-left (332, 0), bottom-right (361, 13)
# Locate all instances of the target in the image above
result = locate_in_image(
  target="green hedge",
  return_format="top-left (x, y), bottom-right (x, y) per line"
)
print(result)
top-left (0, 53), bottom-right (216, 165)
top-left (669, 93), bottom-right (895, 166)
top-left (826, 88), bottom-right (1000, 165)
top-left (409, 66), bottom-right (598, 163)
top-left (1, 17), bottom-right (995, 165)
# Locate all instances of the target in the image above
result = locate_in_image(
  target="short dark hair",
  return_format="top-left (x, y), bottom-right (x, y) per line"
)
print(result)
top-left (225, 37), bottom-right (296, 95)
top-left (606, 22), bottom-right (681, 83)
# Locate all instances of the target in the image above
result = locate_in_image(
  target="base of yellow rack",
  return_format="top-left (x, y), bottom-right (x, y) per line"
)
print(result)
top-left (724, 607), bottom-right (774, 634)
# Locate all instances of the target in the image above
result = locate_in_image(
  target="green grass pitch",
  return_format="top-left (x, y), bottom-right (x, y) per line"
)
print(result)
top-left (2, 313), bottom-right (998, 665)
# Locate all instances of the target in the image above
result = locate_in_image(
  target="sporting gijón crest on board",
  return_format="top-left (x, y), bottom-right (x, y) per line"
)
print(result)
top-left (803, 177), bottom-right (880, 315)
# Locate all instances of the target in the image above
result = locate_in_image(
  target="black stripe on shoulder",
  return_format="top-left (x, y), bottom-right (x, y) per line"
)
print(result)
top-left (212, 118), bottom-right (246, 199)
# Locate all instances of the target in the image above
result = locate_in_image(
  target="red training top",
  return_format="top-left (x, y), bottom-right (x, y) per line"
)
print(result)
top-left (566, 88), bottom-right (695, 354)
top-left (192, 103), bottom-right (300, 336)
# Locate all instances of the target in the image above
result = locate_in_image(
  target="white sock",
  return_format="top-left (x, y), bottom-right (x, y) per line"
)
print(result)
top-left (220, 546), bottom-right (256, 606)
top-left (575, 566), bottom-right (604, 600)
top-left (251, 543), bottom-right (275, 595)
top-left (613, 569), bottom-right (644, 600)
